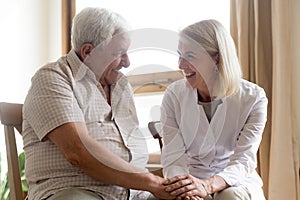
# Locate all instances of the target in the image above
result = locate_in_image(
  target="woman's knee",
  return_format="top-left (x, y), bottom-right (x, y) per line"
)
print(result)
top-left (214, 186), bottom-right (250, 200)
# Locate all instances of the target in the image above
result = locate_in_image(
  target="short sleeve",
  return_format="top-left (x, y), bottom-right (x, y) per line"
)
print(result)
top-left (23, 65), bottom-right (84, 141)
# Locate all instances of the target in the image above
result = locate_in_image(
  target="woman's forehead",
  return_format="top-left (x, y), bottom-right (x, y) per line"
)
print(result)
top-left (178, 40), bottom-right (206, 54)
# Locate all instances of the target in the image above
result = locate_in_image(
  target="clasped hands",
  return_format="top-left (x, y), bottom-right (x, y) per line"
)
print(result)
top-left (162, 174), bottom-right (210, 200)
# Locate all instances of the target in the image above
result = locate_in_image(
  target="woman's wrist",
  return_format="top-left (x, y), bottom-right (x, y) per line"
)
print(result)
top-left (204, 175), bottom-right (228, 194)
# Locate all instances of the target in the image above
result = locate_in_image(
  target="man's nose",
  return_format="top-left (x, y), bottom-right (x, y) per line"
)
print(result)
top-left (121, 54), bottom-right (130, 68)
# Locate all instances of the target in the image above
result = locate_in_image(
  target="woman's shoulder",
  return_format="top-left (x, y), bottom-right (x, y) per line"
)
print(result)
top-left (167, 79), bottom-right (188, 91)
top-left (238, 79), bottom-right (267, 98)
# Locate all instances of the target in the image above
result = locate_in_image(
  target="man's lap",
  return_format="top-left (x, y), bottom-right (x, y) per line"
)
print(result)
top-left (46, 188), bottom-right (104, 200)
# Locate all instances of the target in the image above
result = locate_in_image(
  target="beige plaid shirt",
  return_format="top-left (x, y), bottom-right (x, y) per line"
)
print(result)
top-left (23, 50), bottom-right (148, 200)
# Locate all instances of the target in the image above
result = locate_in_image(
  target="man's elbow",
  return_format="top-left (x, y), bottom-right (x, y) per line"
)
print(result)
top-left (63, 146), bottom-right (87, 168)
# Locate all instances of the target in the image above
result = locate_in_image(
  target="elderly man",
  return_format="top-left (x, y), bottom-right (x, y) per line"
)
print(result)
top-left (22, 7), bottom-right (174, 200)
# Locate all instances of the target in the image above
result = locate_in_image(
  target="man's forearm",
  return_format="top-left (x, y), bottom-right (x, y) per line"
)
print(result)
top-left (48, 122), bottom-right (149, 189)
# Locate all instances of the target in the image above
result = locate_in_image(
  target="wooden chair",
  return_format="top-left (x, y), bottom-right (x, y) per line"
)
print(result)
top-left (147, 121), bottom-right (163, 151)
top-left (147, 121), bottom-right (163, 176)
top-left (0, 102), bottom-right (24, 200)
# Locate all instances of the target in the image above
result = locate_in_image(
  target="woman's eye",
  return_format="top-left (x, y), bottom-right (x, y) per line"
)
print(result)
top-left (186, 53), bottom-right (196, 60)
top-left (177, 50), bottom-right (182, 57)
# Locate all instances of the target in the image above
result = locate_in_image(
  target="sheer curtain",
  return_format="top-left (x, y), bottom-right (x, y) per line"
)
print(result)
top-left (230, 0), bottom-right (300, 199)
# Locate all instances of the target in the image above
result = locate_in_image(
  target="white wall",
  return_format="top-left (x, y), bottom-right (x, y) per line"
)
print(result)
top-left (0, 0), bottom-right (61, 179)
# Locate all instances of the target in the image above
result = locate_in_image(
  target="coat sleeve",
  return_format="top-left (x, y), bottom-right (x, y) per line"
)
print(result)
top-left (217, 86), bottom-right (268, 186)
top-left (160, 88), bottom-right (189, 178)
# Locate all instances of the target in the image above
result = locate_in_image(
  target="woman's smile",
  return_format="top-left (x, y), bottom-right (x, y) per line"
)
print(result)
top-left (184, 71), bottom-right (196, 78)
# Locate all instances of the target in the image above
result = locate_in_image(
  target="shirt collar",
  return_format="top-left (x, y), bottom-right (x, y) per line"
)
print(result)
top-left (66, 49), bottom-right (98, 84)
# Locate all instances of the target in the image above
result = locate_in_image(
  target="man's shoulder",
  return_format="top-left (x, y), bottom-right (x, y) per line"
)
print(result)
top-left (33, 55), bottom-right (72, 80)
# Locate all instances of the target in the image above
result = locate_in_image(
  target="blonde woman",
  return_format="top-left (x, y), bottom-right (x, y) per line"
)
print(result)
top-left (160, 19), bottom-right (267, 200)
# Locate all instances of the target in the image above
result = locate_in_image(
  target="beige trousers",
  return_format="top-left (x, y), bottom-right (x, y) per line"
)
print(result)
top-left (204, 186), bottom-right (251, 200)
top-left (46, 188), bottom-right (104, 200)
top-left (147, 185), bottom-right (251, 200)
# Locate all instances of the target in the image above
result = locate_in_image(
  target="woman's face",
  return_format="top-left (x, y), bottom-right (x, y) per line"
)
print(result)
top-left (178, 40), bottom-right (218, 93)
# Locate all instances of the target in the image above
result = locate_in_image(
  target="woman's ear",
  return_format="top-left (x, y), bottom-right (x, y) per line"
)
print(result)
top-left (213, 53), bottom-right (220, 65)
top-left (80, 43), bottom-right (94, 60)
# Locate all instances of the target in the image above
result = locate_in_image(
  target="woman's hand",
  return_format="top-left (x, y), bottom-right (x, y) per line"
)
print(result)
top-left (163, 174), bottom-right (209, 199)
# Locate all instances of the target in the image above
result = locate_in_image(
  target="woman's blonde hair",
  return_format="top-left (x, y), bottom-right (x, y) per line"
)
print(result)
top-left (180, 19), bottom-right (242, 98)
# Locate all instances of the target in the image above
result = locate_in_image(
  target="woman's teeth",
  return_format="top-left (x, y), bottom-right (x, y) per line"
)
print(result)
top-left (185, 72), bottom-right (196, 77)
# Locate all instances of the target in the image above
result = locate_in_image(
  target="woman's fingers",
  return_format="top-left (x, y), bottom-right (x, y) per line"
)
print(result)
top-left (163, 174), bottom-right (208, 199)
top-left (165, 177), bottom-right (194, 193)
top-left (190, 196), bottom-right (203, 200)
top-left (169, 183), bottom-right (195, 195)
top-left (164, 174), bottom-right (190, 184)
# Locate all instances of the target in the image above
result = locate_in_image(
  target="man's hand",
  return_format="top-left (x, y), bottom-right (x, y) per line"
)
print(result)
top-left (147, 173), bottom-right (178, 199)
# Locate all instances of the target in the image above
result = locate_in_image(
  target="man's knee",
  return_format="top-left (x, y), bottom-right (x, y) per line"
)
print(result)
top-left (47, 188), bottom-right (104, 200)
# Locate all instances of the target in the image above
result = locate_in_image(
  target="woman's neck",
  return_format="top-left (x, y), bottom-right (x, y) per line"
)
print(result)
top-left (197, 88), bottom-right (212, 102)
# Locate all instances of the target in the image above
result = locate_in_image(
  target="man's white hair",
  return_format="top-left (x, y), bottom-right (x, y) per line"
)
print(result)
top-left (71, 7), bottom-right (129, 52)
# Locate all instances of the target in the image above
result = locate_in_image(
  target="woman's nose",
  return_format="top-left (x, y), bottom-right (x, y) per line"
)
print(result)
top-left (178, 57), bottom-right (188, 70)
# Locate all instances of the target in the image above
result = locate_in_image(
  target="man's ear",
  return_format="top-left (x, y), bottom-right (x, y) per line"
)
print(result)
top-left (80, 43), bottom-right (94, 60)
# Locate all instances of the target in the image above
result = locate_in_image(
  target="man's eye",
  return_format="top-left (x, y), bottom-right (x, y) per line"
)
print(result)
top-left (112, 52), bottom-right (121, 57)
top-left (112, 53), bottom-right (122, 59)
top-left (112, 50), bottom-right (126, 57)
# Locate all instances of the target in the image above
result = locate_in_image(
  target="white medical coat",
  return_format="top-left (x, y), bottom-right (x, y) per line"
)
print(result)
top-left (161, 79), bottom-right (267, 199)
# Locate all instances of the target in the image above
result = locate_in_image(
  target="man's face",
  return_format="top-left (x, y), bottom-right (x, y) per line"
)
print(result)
top-left (99, 36), bottom-right (130, 86)
top-left (84, 34), bottom-right (130, 86)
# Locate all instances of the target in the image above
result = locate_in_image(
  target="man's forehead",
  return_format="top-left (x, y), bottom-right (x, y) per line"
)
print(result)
top-left (108, 34), bottom-right (130, 49)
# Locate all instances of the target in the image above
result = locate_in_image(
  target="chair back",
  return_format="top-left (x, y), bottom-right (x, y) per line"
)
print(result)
top-left (0, 102), bottom-right (24, 200)
top-left (148, 121), bottom-right (163, 150)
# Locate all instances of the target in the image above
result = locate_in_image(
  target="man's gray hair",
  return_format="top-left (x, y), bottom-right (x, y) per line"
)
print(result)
top-left (71, 7), bottom-right (129, 52)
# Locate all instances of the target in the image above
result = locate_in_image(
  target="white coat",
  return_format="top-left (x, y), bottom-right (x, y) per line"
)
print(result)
top-left (161, 79), bottom-right (267, 199)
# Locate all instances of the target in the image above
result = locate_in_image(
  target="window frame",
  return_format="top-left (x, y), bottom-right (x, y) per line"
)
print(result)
top-left (61, 1), bottom-right (182, 94)
top-left (62, 0), bottom-right (76, 55)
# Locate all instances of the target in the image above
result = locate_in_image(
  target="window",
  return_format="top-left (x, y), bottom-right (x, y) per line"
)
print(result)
top-left (0, 0), bottom-right (62, 180)
top-left (76, 0), bottom-right (230, 153)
